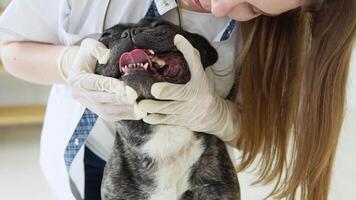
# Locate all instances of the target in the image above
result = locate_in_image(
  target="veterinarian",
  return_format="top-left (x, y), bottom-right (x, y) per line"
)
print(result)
top-left (0, 0), bottom-right (354, 200)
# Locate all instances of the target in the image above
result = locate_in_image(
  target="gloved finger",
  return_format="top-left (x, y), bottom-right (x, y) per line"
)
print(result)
top-left (72, 89), bottom-right (131, 104)
top-left (81, 38), bottom-right (110, 64)
top-left (173, 34), bottom-right (204, 79)
top-left (69, 73), bottom-right (127, 95)
top-left (142, 113), bottom-right (169, 125)
top-left (75, 96), bottom-right (142, 121)
top-left (100, 103), bottom-right (146, 121)
top-left (100, 111), bottom-right (142, 121)
top-left (92, 44), bottom-right (110, 65)
top-left (133, 102), bottom-right (148, 119)
top-left (138, 99), bottom-right (186, 115)
top-left (102, 104), bottom-right (134, 115)
top-left (125, 86), bottom-right (139, 104)
top-left (74, 82), bottom-right (138, 104)
top-left (150, 82), bottom-right (190, 101)
top-left (70, 40), bottom-right (104, 74)
top-left (142, 113), bottom-right (187, 127)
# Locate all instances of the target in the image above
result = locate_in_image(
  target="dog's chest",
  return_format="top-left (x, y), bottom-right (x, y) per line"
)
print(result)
top-left (142, 125), bottom-right (205, 199)
top-left (104, 122), bottom-right (239, 200)
top-left (112, 122), bottom-right (206, 199)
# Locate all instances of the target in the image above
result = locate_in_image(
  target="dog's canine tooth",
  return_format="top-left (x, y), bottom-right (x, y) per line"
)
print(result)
top-left (148, 49), bottom-right (155, 55)
top-left (143, 63), bottom-right (148, 70)
top-left (156, 60), bottom-right (165, 68)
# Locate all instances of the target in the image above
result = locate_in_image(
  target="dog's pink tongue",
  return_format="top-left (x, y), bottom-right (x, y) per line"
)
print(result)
top-left (119, 49), bottom-right (150, 70)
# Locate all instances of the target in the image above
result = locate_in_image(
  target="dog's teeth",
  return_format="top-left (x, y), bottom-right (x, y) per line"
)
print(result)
top-left (123, 65), bottom-right (128, 73)
top-left (157, 60), bottom-right (166, 68)
top-left (148, 49), bottom-right (155, 55)
top-left (133, 63), bottom-right (136, 67)
top-left (140, 63), bottom-right (143, 67)
top-left (143, 63), bottom-right (148, 70)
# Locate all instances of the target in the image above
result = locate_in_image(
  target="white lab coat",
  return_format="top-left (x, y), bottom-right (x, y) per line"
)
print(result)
top-left (0, 0), bottom-right (241, 199)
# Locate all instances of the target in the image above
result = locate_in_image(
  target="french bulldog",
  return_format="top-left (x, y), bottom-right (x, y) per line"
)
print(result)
top-left (95, 18), bottom-right (240, 200)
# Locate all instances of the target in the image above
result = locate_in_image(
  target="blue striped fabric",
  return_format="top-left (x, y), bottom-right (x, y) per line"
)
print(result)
top-left (146, 0), bottom-right (160, 18)
top-left (220, 20), bottom-right (236, 42)
top-left (64, 108), bottom-right (98, 171)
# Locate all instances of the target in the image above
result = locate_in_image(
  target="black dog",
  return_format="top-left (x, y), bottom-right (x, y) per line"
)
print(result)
top-left (95, 18), bottom-right (240, 200)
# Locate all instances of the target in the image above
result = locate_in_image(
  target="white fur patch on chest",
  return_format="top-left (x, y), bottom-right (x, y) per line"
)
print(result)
top-left (141, 125), bottom-right (205, 199)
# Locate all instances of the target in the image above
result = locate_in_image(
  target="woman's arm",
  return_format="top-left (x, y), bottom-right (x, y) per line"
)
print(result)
top-left (0, 38), bottom-right (144, 121)
top-left (0, 40), bottom-right (66, 85)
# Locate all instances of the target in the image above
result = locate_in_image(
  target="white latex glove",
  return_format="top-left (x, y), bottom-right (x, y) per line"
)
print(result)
top-left (138, 35), bottom-right (240, 141)
top-left (57, 38), bottom-right (146, 121)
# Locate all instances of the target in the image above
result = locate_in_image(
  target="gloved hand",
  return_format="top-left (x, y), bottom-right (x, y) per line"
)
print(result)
top-left (138, 35), bottom-right (240, 141)
top-left (57, 38), bottom-right (146, 121)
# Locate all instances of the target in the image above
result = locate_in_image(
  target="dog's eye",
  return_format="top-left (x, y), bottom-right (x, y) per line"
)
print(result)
top-left (150, 21), bottom-right (167, 28)
top-left (101, 32), bottom-right (112, 38)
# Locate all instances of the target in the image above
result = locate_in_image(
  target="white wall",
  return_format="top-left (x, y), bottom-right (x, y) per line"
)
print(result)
top-left (329, 47), bottom-right (356, 200)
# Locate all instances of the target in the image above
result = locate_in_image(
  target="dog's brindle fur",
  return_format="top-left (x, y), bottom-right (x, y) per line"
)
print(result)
top-left (95, 18), bottom-right (240, 200)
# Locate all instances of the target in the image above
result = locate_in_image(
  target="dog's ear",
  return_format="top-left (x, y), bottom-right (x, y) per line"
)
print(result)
top-left (181, 32), bottom-right (218, 68)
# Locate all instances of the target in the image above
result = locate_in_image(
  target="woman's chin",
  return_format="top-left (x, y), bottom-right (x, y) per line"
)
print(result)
top-left (182, 0), bottom-right (211, 13)
top-left (196, 0), bottom-right (211, 12)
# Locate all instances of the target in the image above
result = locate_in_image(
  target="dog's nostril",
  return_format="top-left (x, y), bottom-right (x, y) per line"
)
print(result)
top-left (120, 30), bottom-right (130, 39)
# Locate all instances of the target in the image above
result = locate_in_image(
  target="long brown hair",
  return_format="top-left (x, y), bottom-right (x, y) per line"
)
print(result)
top-left (234, 0), bottom-right (356, 199)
